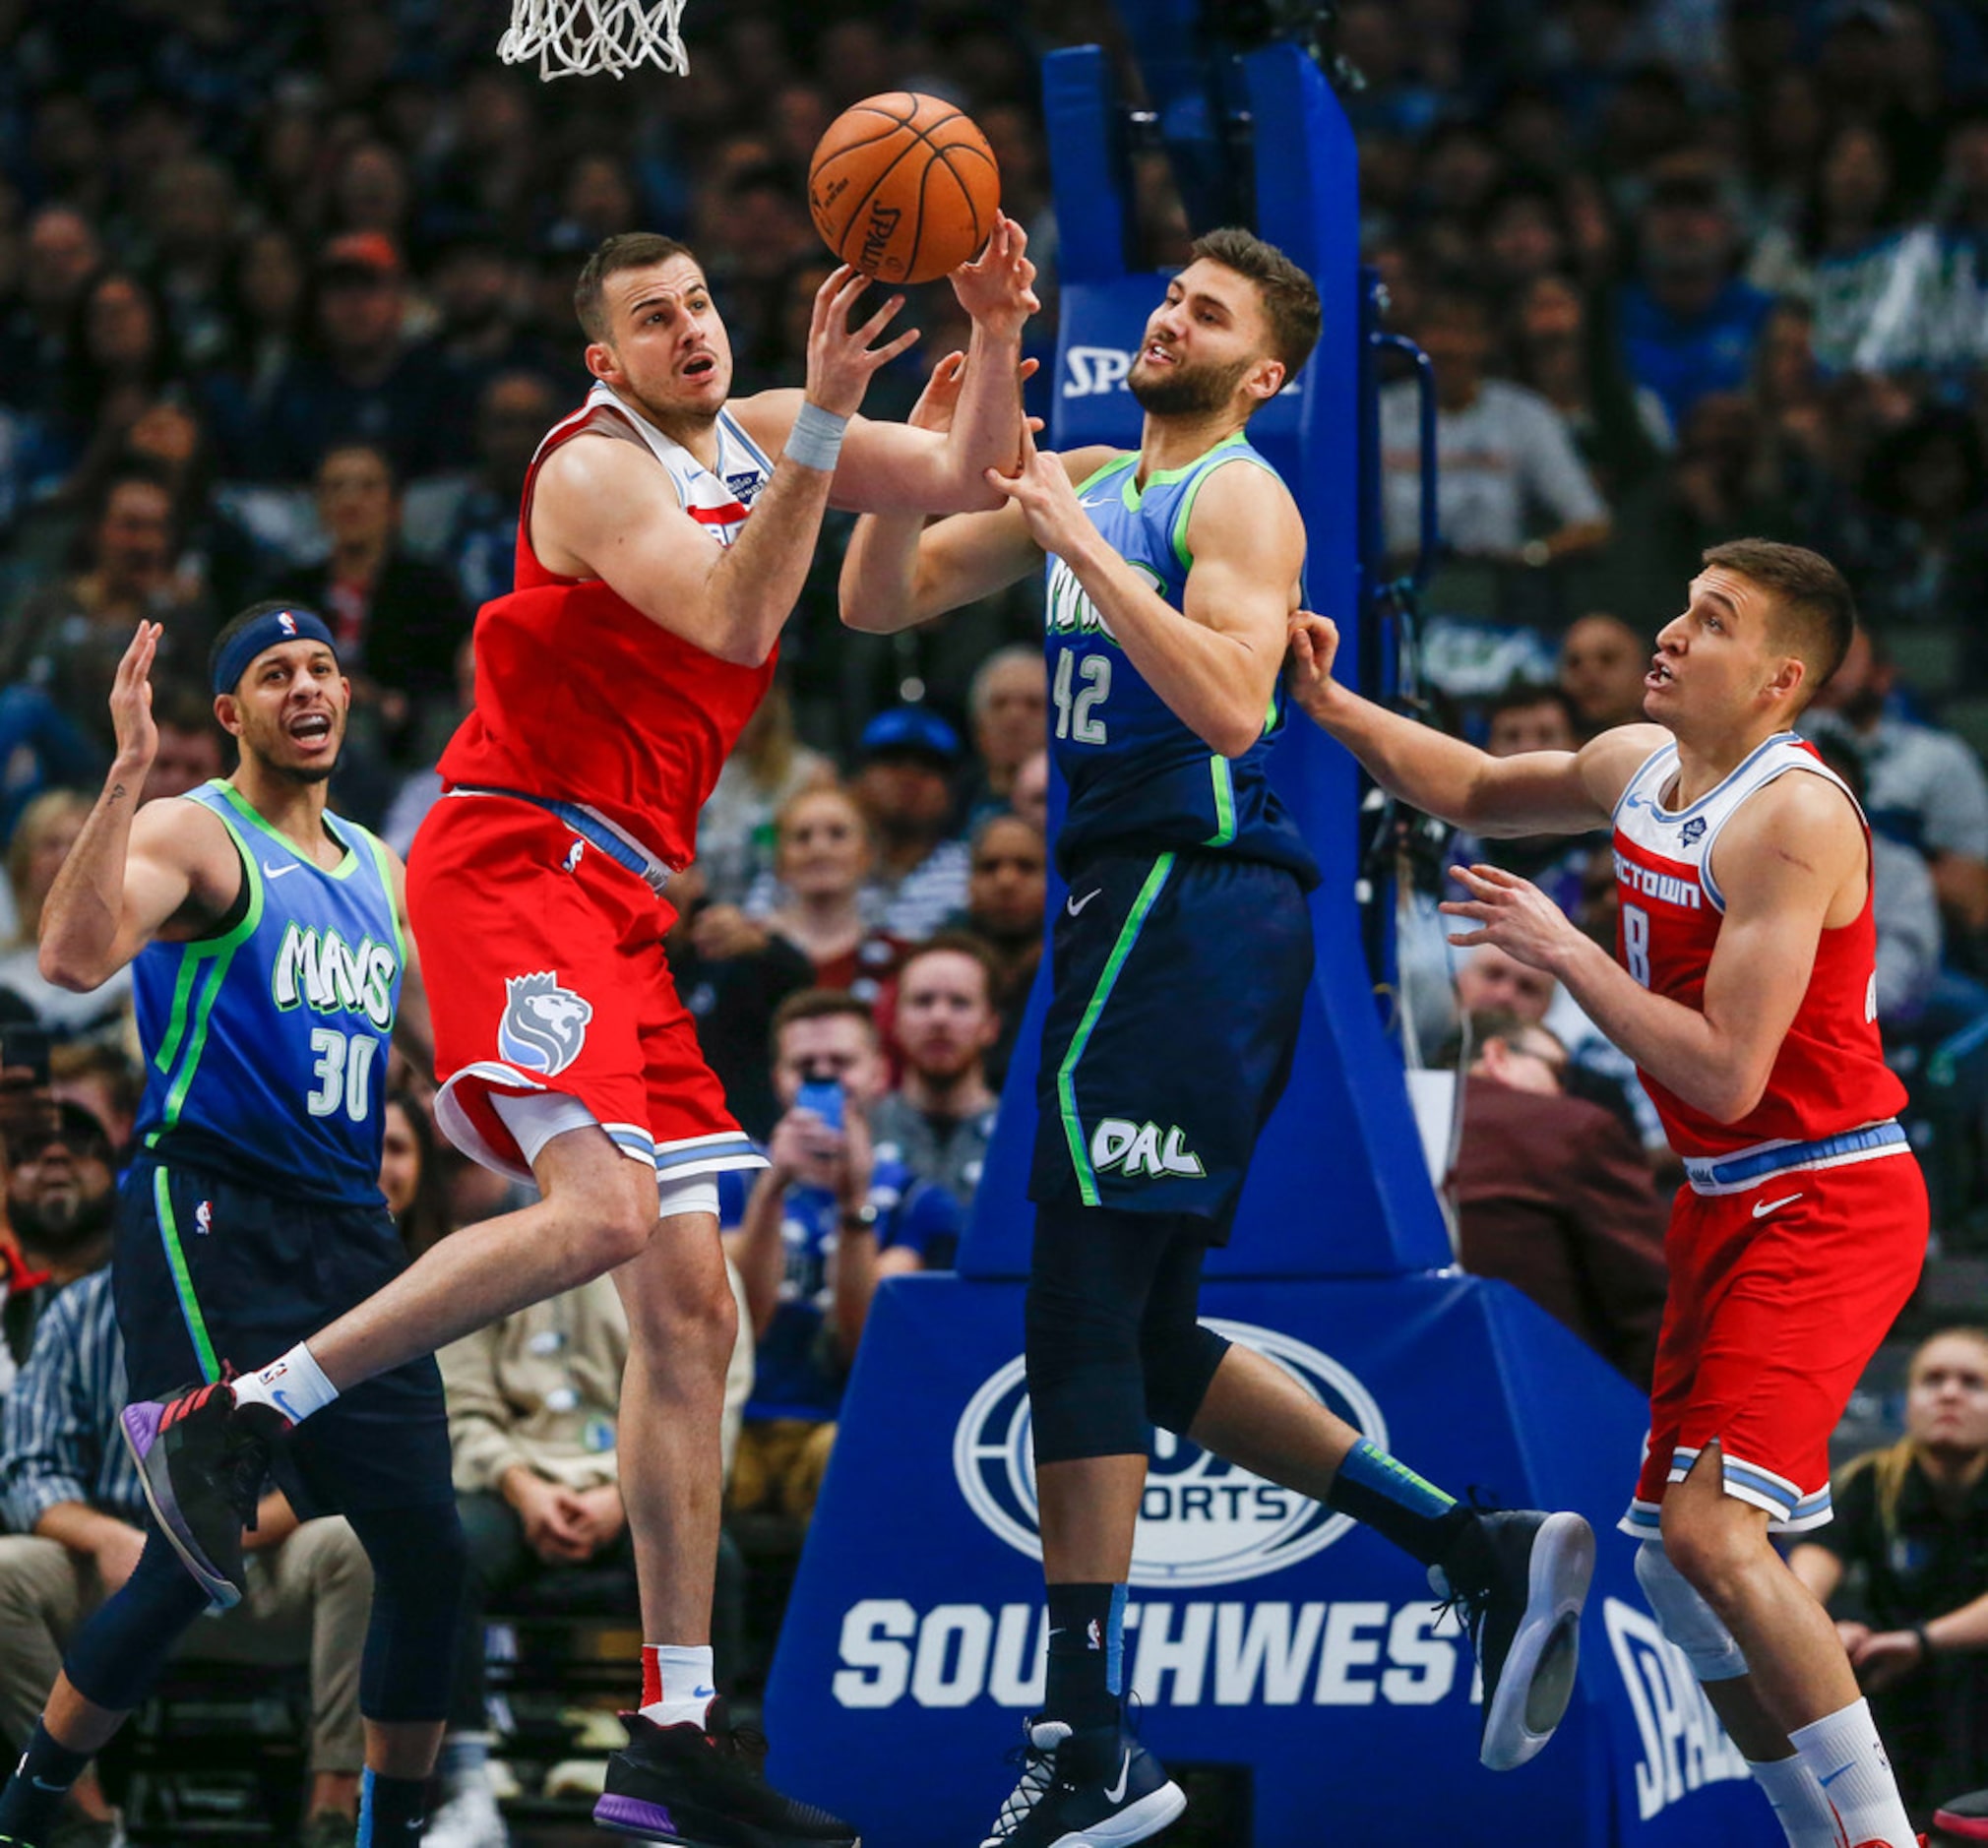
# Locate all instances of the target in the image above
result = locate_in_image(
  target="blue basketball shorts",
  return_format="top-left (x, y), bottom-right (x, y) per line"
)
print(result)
top-left (1028, 849), bottom-right (1314, 1240)
top-left (116, 1154), bottom-right (455, 1516)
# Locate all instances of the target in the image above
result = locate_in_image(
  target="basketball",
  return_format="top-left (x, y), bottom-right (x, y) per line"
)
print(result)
top-left (807, 92), bottom-right (1001, 286)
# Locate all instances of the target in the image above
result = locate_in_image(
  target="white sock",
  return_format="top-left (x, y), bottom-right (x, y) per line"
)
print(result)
top-left (1748, 1752), bottom-right (1843, 1848)
top-left (639, 1643), bottom-right (715, 1729)
top-left (230, 1343), bottom-right (339, 1426)
top-left (1787, 1697), bottom-right (1917, 1848)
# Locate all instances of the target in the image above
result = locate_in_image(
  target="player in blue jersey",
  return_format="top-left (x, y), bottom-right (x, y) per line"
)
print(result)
top-left (841, 228), bottom-right (1595, 1847)
top-left (0, 606), bottom-right (462, 1848)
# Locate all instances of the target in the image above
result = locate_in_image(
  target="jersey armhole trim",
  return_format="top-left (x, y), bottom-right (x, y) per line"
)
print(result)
top-left (1700, 758), bottom-right (1865, 916)
top-left (1170, 449), bottom-right (1287, 575)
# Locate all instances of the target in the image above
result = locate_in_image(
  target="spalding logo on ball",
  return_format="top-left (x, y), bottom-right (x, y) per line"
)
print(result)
top-left (808, 91), bottom-right (1001, 286)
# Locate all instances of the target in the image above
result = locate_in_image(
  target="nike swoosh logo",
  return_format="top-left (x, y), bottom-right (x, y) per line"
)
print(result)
top-left (1752, 1192), bottom-right (1803, 1219)
top-left (1079, 495), bottom-right (1111, 508)
top-left (1067, 889), bottom-right (1103, 916)
top-left (30, 1775), bottom-right (69, 1792)
top-left (1104, 1749), bottom-right (1131, 1805)
top-left (269, 1386), bottom-right (302, 1422)
top-left (264, 861), bottom-right (300, 879)
top-left (692, 1685), bottom-right (715, 1698)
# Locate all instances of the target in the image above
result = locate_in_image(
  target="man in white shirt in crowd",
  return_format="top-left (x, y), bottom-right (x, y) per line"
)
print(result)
top-left (1382, 285), bottom-right (1612, 571)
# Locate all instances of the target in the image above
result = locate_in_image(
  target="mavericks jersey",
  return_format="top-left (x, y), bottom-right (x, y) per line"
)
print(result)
top-left (1611, 733), bottom-right (1905, 1157)
top-left (1047, 433), bottom-right (1318, 886)
top-left (134, 781), bottom-right (404, 1204)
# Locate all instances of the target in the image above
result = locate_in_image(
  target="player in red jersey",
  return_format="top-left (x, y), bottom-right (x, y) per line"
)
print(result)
top-left (124, 223), bottom-right (1039, 1848)
top-left (1290, 537), bottom-right (1927, 1848)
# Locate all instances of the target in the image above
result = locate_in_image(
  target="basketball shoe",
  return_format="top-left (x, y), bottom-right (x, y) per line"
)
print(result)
top-left (1430, 1508), bottom-right (1595, 1771)
top-left (593, 1703), bottom-right (858, 1847)
top-left (120, 1380), bottom-right (282, 1609)
top-left (977, 1715), bottom-right (1185, 1848)
top-left (1936, 1785), bottom-right (1988, 1839)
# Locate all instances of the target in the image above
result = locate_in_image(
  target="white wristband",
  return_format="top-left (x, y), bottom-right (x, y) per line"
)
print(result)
top-left (785, 400), bottom-right (848, 473)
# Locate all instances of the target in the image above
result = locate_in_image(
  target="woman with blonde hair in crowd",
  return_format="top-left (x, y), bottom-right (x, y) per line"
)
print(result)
top-left (697, 679), bottom-right (833, 909)
top-left (1789, 1326), bottom-right (1988, 1831)
top-left (0, 789), bottom-right (132, 1041)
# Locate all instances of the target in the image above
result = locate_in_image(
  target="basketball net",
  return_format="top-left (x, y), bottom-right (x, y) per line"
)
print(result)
top-left (497, 0), bottom-right (688, 81)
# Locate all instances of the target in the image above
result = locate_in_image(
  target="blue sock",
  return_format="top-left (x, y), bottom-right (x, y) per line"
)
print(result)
top-left (0, 1720), bottom-right (93, 1838)
top-left (355, 1767), bottom-right (427, 1843)
top-left (1326, 1437), bottom-right (1467, 1567)
top-left (437, 1731), bottom-right (490, 1789)
top-left (1042, 1582), bottom-right (1126, 1731)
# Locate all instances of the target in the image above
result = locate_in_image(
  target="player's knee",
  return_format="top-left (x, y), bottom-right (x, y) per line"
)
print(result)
top-left (1655, 1495), bottom-right (1760, 1610)
top-left (1634, 1540), bottom-right (1749, 1682)
top-left (1142, 1321), bottom-right (1229, 1435)
top-left (554, 1158), bottom-right (658, 1272)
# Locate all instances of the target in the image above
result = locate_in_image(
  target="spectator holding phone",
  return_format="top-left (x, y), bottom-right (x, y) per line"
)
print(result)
top-left (721, 991), bottom-right (961, 1521)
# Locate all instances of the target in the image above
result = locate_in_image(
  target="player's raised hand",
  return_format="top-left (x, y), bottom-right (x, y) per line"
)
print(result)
top-left (908, 350), bottom-right (1042, 437)
top-left (1286, 610), bottom-right (1343, 722)
top-left (109, 620), bottom-right (162, 776)
top-left (983, 419), bottom-right (1090, 552)
top-left (1441, 863), bottom-right (1583, 972)
top-left (804, 264), bottom-right (920, 420)
top-left (951, 211), bottom-right (1039, 338)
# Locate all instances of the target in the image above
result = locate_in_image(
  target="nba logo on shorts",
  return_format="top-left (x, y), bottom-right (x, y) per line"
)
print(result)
top-left (497, 971), bottom-right (594, 1077)
top-left (955, 1322), bottom-right (1390, 1587)
top-left (195, 1201), bottom-right (212, 1236)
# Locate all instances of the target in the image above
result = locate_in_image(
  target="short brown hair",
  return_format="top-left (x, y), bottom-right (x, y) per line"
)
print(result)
top-left (1701, 538), bottom-right (1857, 702)
top-left (770, 987), bottom-right (879, 1056)
top-left (574, 232), bottom-right (700, 343)
top-left (1190, 227), bottom-right (1321, 381)
top-left (897, 928), bottom-right (999, 1001)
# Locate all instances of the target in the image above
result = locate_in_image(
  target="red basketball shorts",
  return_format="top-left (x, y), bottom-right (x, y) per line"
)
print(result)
top-left (1620, 1145), bottom-right (1926, 1541)
top-left (406, 792), bottom-right (761, 1185)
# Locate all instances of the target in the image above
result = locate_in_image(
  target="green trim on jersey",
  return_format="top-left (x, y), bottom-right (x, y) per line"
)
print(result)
top-left (358, 830), bottom-right (405, 965)
top-left (147, 805), bottom-right (267, 1138)
top-left (154, 1166), bottom-right (219, 1385)
top-left (1075, 454), bottom-right (1137, 498)
top-left (1170, 444), bottom-right (1285, 574)
top-left (1057, 853), bottom-right (1176, 1204)
top-left (213, 778), bottom-right (360, 882)
top-left (1119, 430), bottom-right (1248, 513)
top-left (1205, 759), bottom-right (1237, 847)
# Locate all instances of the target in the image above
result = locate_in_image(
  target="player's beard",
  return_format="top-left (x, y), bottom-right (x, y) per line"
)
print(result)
top-left (1129, 348), bottom-right (1255, 418)
top-left (243, 709), bottom-right (345, 785)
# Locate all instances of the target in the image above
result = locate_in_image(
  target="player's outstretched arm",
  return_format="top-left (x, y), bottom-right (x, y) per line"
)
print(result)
top-left (39, 623), bottom-right (237, 991)
top-left (786, 213), bottom-right (1037, 519)
top-left (1446, 770), bottom-right (1862, 1123)
top-left (541, 267), bottom-right (914, 666)
top-left (1287, 610), bottom-right (1661, 833)
top-left (838, 348), bottom-right (1065, 634)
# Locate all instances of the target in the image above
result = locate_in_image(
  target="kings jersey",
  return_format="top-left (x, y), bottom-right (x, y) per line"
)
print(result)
top-left (438, 381), bottom-right (777, 868)
top-left (1611, 732), bottom-right (1905, 1157)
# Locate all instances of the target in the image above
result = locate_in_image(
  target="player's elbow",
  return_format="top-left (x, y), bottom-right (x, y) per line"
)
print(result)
top-left (1704, 1070), bottom-right (1770, 1126)
top-left (1207, 706), bottom-right (1266, 760)
top-left (38, 938), bottom-right (103, 993)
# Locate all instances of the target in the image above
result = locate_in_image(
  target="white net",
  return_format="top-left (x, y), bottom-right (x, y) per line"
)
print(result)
top-left (497, 0), bottom-right (689, 81)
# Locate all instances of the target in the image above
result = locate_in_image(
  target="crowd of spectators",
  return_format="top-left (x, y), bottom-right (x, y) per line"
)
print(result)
top-left (10, 0), bottom-right (1988, 1838)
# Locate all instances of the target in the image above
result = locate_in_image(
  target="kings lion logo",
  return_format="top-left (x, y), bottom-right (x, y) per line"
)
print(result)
top-left (497, 972), bottom-right (593, 1077)
top-left (1680, 816), bottom-right (1707, 846)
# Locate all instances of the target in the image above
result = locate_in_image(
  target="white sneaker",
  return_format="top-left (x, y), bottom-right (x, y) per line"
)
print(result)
top-left (421, 1780), bottom-right (510, 1848)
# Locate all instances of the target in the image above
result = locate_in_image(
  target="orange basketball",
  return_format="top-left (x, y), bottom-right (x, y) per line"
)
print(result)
top-left (807, 92), bottom-right (1000, 286)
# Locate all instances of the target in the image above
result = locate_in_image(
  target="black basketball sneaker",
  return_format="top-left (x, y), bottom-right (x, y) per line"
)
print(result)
top-left (1430, 1507), bottom-right (1594, 1771)
top-left (977, 1714), bottom-right (1185, 1848)
top-left (594, 1703), bottom-right (859, 1847)
top-left (121, 1379), bottom-right (281, 1610)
